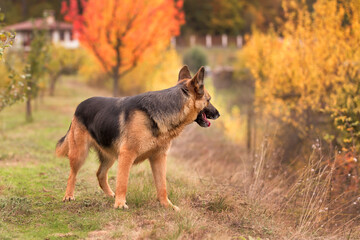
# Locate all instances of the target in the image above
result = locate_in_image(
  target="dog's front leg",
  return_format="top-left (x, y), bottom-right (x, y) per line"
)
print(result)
top-left (150, 151), bottom-right (180, 211)
top-left (114, 147), bottom-right (136, 209)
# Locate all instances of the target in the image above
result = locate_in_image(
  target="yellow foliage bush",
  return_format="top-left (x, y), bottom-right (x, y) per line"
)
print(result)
top-left (122, 47), bottom-right (182, 93)
top-left (0, 64), bottom-right (9, 88)
top-left (242, 0), bottom-right (360, 149)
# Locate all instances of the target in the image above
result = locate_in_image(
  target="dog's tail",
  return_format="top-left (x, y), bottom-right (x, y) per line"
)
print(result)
top-left (55, 123), bottom-right (71, 157)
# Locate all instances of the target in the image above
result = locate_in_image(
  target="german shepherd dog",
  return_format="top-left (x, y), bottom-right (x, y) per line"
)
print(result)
top-left (56, 66), bottom-right (220, 210)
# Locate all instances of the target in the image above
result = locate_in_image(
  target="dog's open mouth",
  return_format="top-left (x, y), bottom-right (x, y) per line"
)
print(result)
top-left (195, 110), bottom-right (211, 128)
top-left (202, 112), bottom-right (211, 127)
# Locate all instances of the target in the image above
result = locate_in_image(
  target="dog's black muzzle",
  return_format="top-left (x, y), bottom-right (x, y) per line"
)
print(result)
top-left (195, 102), bottom-right (220, 127)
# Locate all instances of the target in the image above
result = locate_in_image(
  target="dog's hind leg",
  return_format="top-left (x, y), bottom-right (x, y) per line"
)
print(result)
top-left (96, 151), bottom-right (116, 197)
top-left (63, 118), bottom-right (89, 202)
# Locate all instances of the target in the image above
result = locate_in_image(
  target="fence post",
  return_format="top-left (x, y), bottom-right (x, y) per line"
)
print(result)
top-left (190, 35), bottom-right (196, 47)
top-left (221, 34), bottom-right (228, 47)
top-left (64, 31), bottom-right (71, 44)
top-left (52, 31), bottom-right (60, 43)
top-left (206, 34), bottom-right (212, 48)
top-left (236, 35), bottom-right (243, 48)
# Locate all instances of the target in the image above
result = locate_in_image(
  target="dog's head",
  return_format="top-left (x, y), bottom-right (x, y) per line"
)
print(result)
top-left (178, 65), bottom-right (220, 127)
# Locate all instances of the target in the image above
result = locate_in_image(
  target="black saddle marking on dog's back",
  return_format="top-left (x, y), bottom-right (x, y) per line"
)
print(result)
top-left (75, 97), bottom-right (123, 147)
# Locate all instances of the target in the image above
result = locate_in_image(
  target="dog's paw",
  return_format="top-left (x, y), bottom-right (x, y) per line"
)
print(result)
top-left (114, 201), bottom-right (128, 209)
top-left (63, 195), bottom-right (75, 202)
top-left (103, 191), bottom-right (115, 198)
top-left (167, 201), bottom-right (180, 211)
top-left (160, 198), bottom-right (180, 211)
top-left (172, 205), bottom-right (180, 212)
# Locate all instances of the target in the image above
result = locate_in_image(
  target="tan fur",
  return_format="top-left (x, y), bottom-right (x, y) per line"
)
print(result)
top-left (56, 137), bottom-right (69, 158)
top-left (62, 117), bottom-right (91, 201)
top-left (57, 72), bottom-right (212, 210)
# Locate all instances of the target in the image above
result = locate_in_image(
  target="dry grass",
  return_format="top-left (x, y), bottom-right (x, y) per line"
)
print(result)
top-left (172, 125), bottom-right (360, 239)
top-left (281, 146), bottom-right (360, 239)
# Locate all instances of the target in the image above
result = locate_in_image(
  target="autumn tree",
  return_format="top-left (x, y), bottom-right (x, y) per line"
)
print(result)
top-left (62, 0), bottom-right (184, 97)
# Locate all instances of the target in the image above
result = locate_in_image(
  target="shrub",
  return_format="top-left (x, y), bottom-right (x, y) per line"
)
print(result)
top-left (241, 0), bottom-right (360, 152)
top-left (183, 46), bottom-right (208, 73)
top-left (46, 46), bottom-right (84, 96)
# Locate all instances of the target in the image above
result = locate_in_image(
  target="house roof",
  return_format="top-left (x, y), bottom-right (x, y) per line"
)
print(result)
top-left (4, 18), bottom-right (73, 31)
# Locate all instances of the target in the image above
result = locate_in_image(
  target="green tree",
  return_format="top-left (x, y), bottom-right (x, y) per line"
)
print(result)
top-left (182, 0), bottom-right (213, 35)
top-left (182, 0), bottom-right (288, 35)
top-left (24, 28), bottom-right (49, 121)
top-left (0, 0), bottom-right (64, 24)
top-left (211, 0), bottom-right (245, 35)
top-left (183, 0), bottom-right (246, 35)
top-left (47, 46), bottom-right (83, 96)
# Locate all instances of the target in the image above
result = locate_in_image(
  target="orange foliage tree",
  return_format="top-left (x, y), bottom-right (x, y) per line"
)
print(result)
top-left (62, 0), bottom-right (184, 96)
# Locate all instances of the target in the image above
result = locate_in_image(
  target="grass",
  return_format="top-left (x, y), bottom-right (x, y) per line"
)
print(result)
top-left (0, 76), bottom-right (277, 240)
top-left (0, 81), bottom-right (111, 239)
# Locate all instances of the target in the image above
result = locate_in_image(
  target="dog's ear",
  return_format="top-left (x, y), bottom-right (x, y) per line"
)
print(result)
top-left (190, 66), bottom-right (205, 98)
top-left (178, 65), bottom-right (192, 82)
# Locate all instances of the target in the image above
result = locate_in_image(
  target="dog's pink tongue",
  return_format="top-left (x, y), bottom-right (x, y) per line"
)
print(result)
top-left (202, 112), bottom-right (211, 127)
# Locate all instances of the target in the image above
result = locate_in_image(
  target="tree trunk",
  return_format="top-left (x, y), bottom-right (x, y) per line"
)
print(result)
top-left (22, 0), bottom-right (27, 18)
top-left (26, 97), bottom-right (32, 122)
top-left (247, 105), bottom-right (253, 153)
top-left (49, 76), bottom-right (58, 96)
top-left (113, 72), bottom-right (120, 97)
top-left (26, 78), bottom-right (33, 122)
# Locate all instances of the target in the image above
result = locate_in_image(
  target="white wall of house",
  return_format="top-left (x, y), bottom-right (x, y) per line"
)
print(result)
top-left (52, 31), bottom-right (60, 43)
top-left (14, 32), bottom-right (23, 47)
top-left (13, 30), bottom-right (79, 49)
top-left (59, 30), bottom-right (79, 49)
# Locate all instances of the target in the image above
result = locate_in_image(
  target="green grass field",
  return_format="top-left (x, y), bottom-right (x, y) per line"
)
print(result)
top-left (0, 77), bottom-right (276, 240)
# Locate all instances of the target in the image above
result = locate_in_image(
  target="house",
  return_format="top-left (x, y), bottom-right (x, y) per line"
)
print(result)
top-left (4, 11), bottom-right (79, 50)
